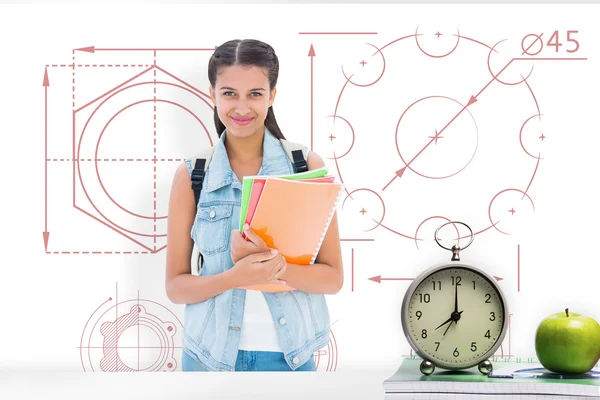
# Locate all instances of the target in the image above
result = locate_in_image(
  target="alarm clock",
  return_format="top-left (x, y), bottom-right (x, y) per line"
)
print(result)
top-left (401, 221), bottom-right (509, 376)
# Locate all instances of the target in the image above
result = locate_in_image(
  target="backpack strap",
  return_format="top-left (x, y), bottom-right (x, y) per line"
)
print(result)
top-left (189, 146), bottom-right (215, 276)
top-left (190, 146), bottom-right (216, 208)
top-left (280, 139), bottom-right (309, 173)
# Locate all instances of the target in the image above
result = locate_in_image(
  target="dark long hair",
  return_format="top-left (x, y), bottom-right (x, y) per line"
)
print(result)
top-left (208, 39), bottom-right (285, 140)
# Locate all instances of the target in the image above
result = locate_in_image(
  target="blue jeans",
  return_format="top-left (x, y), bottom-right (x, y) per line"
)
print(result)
top-left (182, 349), bottom-right (316, 372)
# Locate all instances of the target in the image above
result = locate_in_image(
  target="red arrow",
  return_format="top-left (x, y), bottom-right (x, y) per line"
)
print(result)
top-left (369, 275), bottom-right (414, 283)
top-left (43, 68), bottom-right (49, 86)
top-left (308, 44), bottom-right (315, 151)
top-left (370, 275), bottom-right (503, 283)
top-left (43, 67), bottom-right (50, 252)
top-left (387, 60), bottom-right (517, 193)
top-left (75, 46), bottom-right (217, 53)
top-left (75, 46), bottom-right (95, 53)
top-left (381, 167), bottom-right (406, 191)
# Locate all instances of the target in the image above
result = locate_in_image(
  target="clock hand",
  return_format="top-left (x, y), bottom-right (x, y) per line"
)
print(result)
top-left (434, 315), bottom-right (454, 331)
top-left (435, 282), bottom-right (461, 332)
top-left (443, 320), bottom-right (453, 336)
top-left (442, 311), bottom-right (463, 336)
top-left (454, 278), bottom-right (459, 314)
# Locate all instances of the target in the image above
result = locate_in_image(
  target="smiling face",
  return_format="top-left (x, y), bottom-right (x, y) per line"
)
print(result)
top-left (209, 64), bottom-right (276, 139)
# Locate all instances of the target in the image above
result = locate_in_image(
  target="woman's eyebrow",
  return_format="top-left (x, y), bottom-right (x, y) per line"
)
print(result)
top-left (219, 86), bottom-right (266, 91)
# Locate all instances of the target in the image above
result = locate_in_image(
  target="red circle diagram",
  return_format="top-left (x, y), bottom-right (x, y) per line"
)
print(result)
top-left (80, 297), bottom-right (183, 372)
top-left (318, 26), bottom-right (545, 246)
top-left (395, 95), bottom-right (479, 179)
top-left (92, 99), bottom-right (208, 223)
top-left (75, 72), bottom-right (214, 253)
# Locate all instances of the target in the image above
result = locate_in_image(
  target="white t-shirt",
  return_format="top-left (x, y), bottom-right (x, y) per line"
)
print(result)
top-left (238, 290), bottom-right (282, 351)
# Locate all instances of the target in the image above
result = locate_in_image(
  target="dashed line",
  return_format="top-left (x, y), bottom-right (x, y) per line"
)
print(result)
top-left (47, 64), bottom-right (152, 68)
top-left (46, 158), bottom-right (184, 162)
top-left (72, 50), bottom-right (75, 108)
top-left (153, 57), bottom-right (157, 251)
top-left (46, 251), bottom-right (153, 254)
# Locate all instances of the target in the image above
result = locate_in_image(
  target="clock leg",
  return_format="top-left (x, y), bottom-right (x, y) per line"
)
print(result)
top-left (419, 360), bottom-right (435, 375)
top-left (478, 359), bottom-right (493, 375)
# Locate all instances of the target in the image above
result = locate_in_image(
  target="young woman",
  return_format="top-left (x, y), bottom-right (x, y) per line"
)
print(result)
top-left (165, 39), bottom-right (343, 372)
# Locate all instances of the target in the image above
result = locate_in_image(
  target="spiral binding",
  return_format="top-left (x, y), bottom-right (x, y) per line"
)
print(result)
top-left (310, 183), bottom-right (345, 264)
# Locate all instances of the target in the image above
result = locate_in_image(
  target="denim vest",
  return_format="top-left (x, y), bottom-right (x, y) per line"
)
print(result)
top-left (182, 128), bottom-right (331, 371)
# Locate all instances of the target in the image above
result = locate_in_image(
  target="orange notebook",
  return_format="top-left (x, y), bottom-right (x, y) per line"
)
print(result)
top-left (238, 177), bottom-right (343, 292)
top-left (242, 175), bottom-right (336, 238)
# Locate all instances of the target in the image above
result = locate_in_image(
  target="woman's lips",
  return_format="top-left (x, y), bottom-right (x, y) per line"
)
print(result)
top-left (232, 117), bottom-right (253, 126)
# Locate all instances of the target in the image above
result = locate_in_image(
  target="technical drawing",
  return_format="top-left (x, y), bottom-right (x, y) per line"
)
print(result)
top-left (301, 26), bottom-right (586, 363)
top-left (310, 26), bottom-right (585, 246)
top-left (79, 284), bottom-right (339, 372)
top-left (43, 46), bottom-right (217, 254)
top-left (79, 285), bottom-right (183, 372)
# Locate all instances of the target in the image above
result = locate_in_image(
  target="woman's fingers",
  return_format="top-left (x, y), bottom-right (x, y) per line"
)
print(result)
top-left (272, 262), bottom-right (287, 280)
top-left (268, 279), bottom-right (287, 285)
top-left (251, 249), bottom-right (279, 263)
top-left (243, 224), bottom-right (267, 248)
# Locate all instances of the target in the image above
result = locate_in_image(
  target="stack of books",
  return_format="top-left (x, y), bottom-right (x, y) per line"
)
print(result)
top-left (237, 166), bottom-right (343, 292)
top-left (383, 356), bottom-right (600, 398)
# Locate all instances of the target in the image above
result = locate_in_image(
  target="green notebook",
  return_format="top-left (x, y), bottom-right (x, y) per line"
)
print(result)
top-left (238, 166), bottom-right (329, 233)
top-left (384, 356), bottom-right (600, 397)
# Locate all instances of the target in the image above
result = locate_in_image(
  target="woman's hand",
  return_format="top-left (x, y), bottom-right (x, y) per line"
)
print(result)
top-left (230, 224), bottom-right (270, 264)
top-left (228, 249), bottom-right (288, 287)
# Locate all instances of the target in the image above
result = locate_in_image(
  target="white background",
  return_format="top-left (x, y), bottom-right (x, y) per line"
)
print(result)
top-left (1, 2), bottom-right (600, 399)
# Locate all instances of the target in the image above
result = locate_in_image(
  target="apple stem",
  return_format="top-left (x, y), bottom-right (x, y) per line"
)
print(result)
top-left (565, 308), bottom-right (569, 317)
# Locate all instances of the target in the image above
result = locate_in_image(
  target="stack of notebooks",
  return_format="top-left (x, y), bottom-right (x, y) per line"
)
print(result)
top-left (237, 166), bottom-right (343, 292)
top-left (384, 356), bottom-right (600, 398)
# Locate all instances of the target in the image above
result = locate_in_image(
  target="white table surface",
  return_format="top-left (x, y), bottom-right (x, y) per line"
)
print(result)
top-left (0, 369), bottom-right (390, 399)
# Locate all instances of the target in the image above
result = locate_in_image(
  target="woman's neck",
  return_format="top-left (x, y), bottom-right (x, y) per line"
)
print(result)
top-left (224, 127), bottom-right (265, 163)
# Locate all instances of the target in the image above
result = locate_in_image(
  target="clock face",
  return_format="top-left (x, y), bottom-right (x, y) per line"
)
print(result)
top-left (403, 265), bottom-right (506, 368)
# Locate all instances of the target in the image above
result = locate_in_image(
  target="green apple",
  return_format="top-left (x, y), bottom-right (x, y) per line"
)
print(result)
top-left (535, 308), bottom-right (600, 374)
